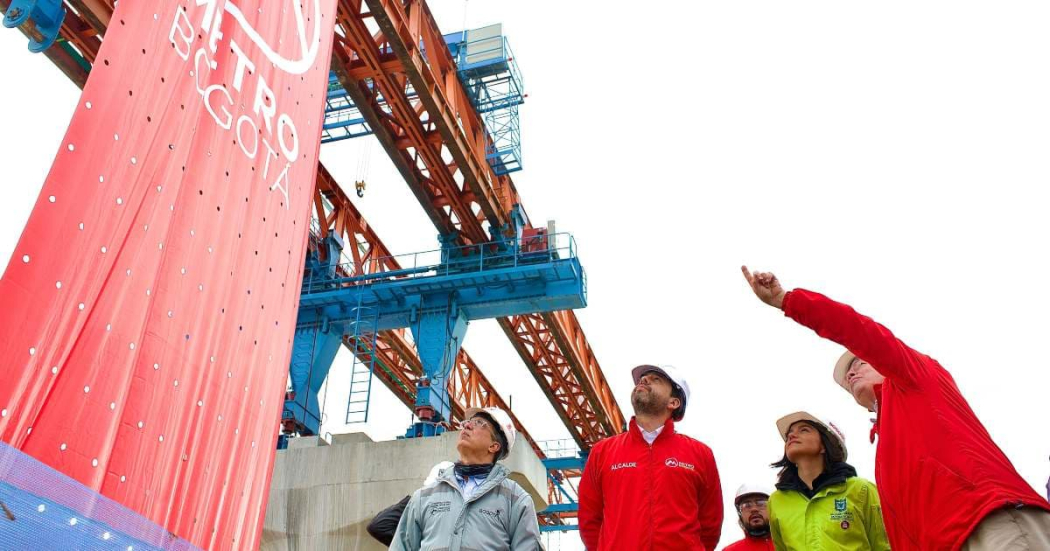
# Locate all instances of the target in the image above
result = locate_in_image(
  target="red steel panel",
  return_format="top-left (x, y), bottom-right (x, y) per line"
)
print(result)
top-left (0, 1), bottom-right (337, 548)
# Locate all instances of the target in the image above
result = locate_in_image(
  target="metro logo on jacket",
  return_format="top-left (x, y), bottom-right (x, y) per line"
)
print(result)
top-left (578, 417), bottom-right (723, 550)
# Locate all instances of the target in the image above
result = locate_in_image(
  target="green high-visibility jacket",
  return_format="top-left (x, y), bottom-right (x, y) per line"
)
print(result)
top-left (769, 476), bottom-right (891, 551)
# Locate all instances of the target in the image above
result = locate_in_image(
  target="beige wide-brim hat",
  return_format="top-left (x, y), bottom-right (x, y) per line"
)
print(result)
top-left (833, 350), bottom-right (856, 390)
top-left (776, 411), bottom-right (848, 463)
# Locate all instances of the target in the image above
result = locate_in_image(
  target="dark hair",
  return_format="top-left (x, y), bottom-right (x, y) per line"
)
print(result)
top-left (670, 384), bottom-right (686, 421)
top-left (770, 427), bottom-right (835, 483)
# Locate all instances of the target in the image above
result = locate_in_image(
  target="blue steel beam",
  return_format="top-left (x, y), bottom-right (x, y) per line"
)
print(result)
top-left (284, 326), bottom-right (345, 436)
top-left (540, 525), bottom-right (579, 533)
top-left (289, 232), bottom-right (585, 435)
top-left (321, 74), bottom-right (394, 143)
top-left (295, 235), bottom-right (585, 332)
top-left (323, 26), bottom-right (525, 175)
top-left (540, 504), bottom-right (579, 515)
top-left (538, 444), bottom-right (587, 532)
top-left (542, 456), bottom-right (586, 472)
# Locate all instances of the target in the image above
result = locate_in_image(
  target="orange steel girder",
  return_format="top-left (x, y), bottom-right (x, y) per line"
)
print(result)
top-left (25, 0), bottom-right (624, 453)
top-left (361, 0), bottom-right (522, 230)
top-left (313, 164), bottom-right (543, 458)
top-left (498, 315), bottom-right (619, 448)
top-left (331, 0), bottom-right (490, 243)
top-left (65, 0), bottom-right (112, 36)
top-left (332, 0), bottom-right (625, 449)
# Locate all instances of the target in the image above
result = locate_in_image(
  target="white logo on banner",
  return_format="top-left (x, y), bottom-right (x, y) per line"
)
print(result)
top-left (198, 0), bottom-right (322, 75)
top-left (168, 0), bottom-right (325, 209)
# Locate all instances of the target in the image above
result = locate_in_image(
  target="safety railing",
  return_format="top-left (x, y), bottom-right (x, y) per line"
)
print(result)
top-left (538, 438), bottom-right (581, 460)
top-left (300, 232), bottom-right (578, 295)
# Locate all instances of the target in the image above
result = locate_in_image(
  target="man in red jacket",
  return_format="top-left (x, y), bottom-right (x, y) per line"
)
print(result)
top-left (578, 364), bottom-right (723, 550)
top-left (742, 267), bottom-right (1050, 551)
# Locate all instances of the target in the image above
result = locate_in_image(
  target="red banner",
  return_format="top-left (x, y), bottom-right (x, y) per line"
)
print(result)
top-left (0, 0), bottom-right (337, 547)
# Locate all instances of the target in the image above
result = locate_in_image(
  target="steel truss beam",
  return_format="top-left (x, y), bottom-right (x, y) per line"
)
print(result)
top-left (331, 0), bottom-right (624, 450)
top-left (313, 163), bottom-right (543, 456)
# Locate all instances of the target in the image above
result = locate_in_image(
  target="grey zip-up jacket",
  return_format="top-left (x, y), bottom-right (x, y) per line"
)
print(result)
top-left (390, 463), bottom-right (543, 551)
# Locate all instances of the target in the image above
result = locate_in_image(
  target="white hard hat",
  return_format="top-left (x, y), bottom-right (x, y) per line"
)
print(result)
top-left (734, 483), bottom-right (774, 505)
top-left (776, 411), bottom-right (848, 462)
top-left (464, 407), bottom-right (516, 461)
top-left (631, 364), bottom-right (690, 421)
top-left (833, 350), bottom-right (857, 390)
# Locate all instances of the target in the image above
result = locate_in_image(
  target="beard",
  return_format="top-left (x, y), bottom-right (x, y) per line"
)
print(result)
top-left (631, 388), bottom-right (669, 416)
top-left (745, 518), bottom-right (770, 538)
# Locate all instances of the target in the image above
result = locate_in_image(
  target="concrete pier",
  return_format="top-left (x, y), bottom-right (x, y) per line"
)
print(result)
top-left (261, 431), bottom-right (549, 550)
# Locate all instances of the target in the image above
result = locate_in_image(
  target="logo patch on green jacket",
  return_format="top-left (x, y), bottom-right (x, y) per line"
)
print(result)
top-left (829, 497), bottom-right (854, 524)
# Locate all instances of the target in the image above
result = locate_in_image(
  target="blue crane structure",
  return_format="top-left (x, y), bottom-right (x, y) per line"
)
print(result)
top-left (3, 3), bottom-right (597, 530)
top-left (281, 23), bottom-right (541, 441)
top-left (322, 24), bottom-right (524, 174)
top-left (282, 215), bottom-right (586, 440)
top-left (2, 0), bottom-right (64, 53)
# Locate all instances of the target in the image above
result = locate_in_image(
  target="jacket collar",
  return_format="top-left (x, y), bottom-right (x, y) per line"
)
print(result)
top-left (629, 416), bottom-right (676, 445)
top-left (437, 462), bottom-right (510, 502)
top-left (775, 461), bottom-right (858, 499)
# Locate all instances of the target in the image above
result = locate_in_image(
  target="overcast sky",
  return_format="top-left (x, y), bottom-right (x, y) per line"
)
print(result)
top-left (3, 2), bottom-right (1050, 549)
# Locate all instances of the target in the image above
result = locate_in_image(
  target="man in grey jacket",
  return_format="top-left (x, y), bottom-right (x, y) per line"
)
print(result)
top-left (391, 406), bottom-right (543, 551)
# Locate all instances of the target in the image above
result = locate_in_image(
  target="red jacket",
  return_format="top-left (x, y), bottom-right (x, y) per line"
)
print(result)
top-left (578, 417), bottom-right (723, 550)
top-left (723, 534), bottom-right (774, 551)
top-left (783, 289), bottom-right (1050, 550)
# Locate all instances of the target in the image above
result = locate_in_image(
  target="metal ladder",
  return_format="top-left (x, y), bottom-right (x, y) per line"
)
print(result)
top-left (345, 297), bottom-right (380, 424)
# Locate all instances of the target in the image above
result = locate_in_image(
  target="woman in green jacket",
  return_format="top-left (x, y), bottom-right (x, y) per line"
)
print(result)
top-left (768, 412), bottom-right (890, 551)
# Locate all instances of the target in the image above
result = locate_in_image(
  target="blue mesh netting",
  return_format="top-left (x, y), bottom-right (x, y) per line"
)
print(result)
top-left (0, 442), bottom-right (199, 550)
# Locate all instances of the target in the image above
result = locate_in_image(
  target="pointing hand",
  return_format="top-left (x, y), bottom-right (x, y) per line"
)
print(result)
top-left (741, 266), bottom-right (787, 310)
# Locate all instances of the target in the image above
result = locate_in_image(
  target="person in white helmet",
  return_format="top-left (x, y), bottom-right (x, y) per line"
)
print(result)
top-left (768, 412), bottom-right (889, 551)
top-left (724, 483), bottom-right (775, 551)
top-left (579, 364), bottom-right (723, 550)
top-left (390, 407), bottom-right (542, 551)
top-left (742, 267), bottom-right (1050, 550)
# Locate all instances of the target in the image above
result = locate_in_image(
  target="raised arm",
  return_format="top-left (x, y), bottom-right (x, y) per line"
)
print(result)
top-left (742, 266), bottom-right (932, 386)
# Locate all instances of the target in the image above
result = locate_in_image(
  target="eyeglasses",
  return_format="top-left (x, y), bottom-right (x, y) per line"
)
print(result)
top-left (462, 417), bottom-right (492, 431)
top-left (736, 498), bottom-right (768, 512)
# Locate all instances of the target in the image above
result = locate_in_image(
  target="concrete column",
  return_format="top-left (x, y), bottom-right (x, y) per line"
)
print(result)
top-left (262, 431), bottom-right (548, 551)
